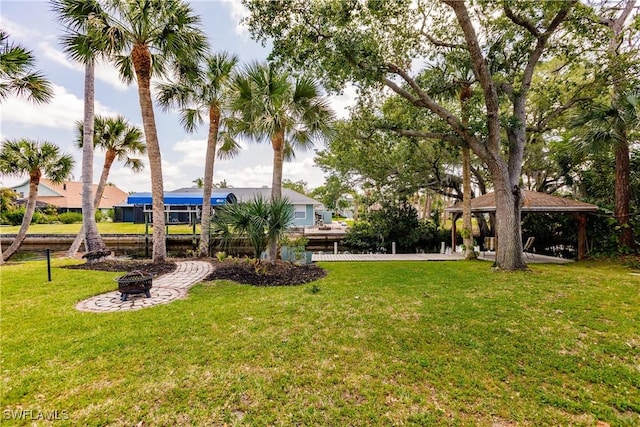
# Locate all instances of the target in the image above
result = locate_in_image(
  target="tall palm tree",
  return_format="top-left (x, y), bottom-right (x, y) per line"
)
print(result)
top-left (67, 114), bottom-right (146, 257)
top-left (53, 0), bottom-right (120, 256)
top-left (156, 52), bottom-right (241, 257)
top-left (105, 0), bottom-right (208, 263)
top-left (230, 62), bottom-right (334, 261)
top-left (573, 89), bottom-right (640, 250)
top-left (0, 30), bottom-right (53, 104)
top-left (0, 139), bottom-right (74, 262)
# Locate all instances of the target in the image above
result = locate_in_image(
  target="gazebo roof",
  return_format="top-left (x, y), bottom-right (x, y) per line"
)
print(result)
top-left (445, 190), bottom-right (599, 214)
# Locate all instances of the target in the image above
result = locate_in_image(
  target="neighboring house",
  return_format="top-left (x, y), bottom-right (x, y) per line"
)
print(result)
top-left (11, 179), bottom-right (128, 214)
top-left (114, 187), bottom-right (324, 228)
top-left (114, 191), bottom-right (237, 224)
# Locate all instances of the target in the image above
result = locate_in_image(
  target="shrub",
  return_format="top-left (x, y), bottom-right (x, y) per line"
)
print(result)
top-left (3, 208), bottom-right (25, 226)
top-left (58, 212), bottom-right (83, 224)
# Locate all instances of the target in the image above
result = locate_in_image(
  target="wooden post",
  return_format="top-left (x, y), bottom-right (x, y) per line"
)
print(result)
top-left (577, 213), bottom-right (587, 260)
top-left (451, 213), bottom-right (458, 252)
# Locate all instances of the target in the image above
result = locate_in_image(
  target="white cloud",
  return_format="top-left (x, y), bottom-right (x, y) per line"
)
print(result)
top-left (220, 0), bottom-right (250, 36)
top-left (0, 15), bottom-right (37, 40)
top-left (327, 83), bottom-right (358, 119)
top-left (38, 41), bottom-right (129, 92)
top-left (0, 84), bottom-right (119, 129)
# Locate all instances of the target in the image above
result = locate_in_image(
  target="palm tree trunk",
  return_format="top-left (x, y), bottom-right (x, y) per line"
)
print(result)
top-left (68, 151), bottom-right (116, 257)
top-left (2, 176), bottom-right (39, 262)
top-left (81, 59), bottom-right (106, 257)
top-left (198, 107), bottom-right (221, 257)
top-left (462, 146), bottom-right (476, 259)
top-left (133, 44), bottom-right (166, 263)
top-left (268, 131), bottom-right (286, 262)
top-left (615, 137), bottom-right (634, 249)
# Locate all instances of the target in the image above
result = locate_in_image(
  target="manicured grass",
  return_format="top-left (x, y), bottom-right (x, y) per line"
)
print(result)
top-left (1, 259), bottom-right (639, 425)
top-left (0, 222), bottom-right (200, 235)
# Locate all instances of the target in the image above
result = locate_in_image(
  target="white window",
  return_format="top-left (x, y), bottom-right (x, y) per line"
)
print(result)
top-left (294, 205), bottom-right (306, 219)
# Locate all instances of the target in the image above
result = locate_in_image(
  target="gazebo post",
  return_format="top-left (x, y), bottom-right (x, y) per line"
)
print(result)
top-left (577, 213), bottom-right (587, 260)
top-left (451, 212), bottom-right (459, 252)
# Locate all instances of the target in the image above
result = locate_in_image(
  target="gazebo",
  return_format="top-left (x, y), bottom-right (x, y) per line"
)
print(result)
top-left (444, 190), bottom-right (600, 260)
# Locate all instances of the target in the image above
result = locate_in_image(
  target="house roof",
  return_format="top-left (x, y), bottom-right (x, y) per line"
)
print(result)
top-left (171, 187), bottom-right (322, 206)
top-left (444, 190), bottom-right (599, 214)
top-left (126, 192), bottom-right (237, 206)
top-left (14, 179), bottom-right (128, 209)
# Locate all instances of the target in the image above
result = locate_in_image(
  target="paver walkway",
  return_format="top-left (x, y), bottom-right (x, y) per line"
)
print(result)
top-left (76, 260), bottom-right (213, 313)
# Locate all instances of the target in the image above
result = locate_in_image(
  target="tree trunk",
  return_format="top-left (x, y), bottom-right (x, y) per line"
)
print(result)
top-left (268, 131), bottom-right (286, 262)
top-left (462, 146), bottom-right (476, 259)
top-left (2, 176), bottom-right (39, 262)
top-left (605, 0), bottom-right (636, 250)
top-left (198, 107), bottom-right (221, 257)
top-left (492, 165), bottom-right (527, 270)
top-left (68, 151), bottom-right (116, 257)
top-left (133, 43), bottom-right (166, 263)
top-left (81, 59), bottom-right (106, 257)
top-left (614, 138), bottom-right (634, 249)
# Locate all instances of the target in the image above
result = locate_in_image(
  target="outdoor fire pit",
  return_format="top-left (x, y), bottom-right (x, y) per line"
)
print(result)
top-left (115, 271), bottom-right (153, 301)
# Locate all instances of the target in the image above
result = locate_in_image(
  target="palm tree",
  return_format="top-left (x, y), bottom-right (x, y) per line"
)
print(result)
top-left (67, 114), bottom-right (146, 257)
top-left (106, 0), bottom-right (208, 263)
top-left (230, 62), bottom-right (334, 261)
top-left (573, 89), bottom-right (640, 250)
top-left (0, 139), bottom-right (74, 262)
top-left (211, 195), bottom-right (294, 260)
top-left (0, 30), bottom-right (53, 104)
top-left (156, 52), bottom-right (241, 257)
top-left (53, 0), bottom-right (119, 256)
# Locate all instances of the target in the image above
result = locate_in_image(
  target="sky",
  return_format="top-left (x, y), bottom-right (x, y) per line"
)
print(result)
top-left (0, 0), bottom-right (356, 193)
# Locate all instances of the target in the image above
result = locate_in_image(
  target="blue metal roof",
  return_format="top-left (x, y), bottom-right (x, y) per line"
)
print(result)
top-left (127, 192), bottom-right (236, 206)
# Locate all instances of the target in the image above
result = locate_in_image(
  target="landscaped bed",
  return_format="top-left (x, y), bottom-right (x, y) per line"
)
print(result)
top-left (1, 258), bottom-right (638, 425)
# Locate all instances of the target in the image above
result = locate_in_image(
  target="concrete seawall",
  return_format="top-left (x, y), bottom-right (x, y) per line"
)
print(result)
top-left (1, 232), bottom-right (346, 254)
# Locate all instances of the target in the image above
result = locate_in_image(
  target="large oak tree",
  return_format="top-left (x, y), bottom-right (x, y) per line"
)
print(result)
top-left (244, 0), bottom-right (578, 270)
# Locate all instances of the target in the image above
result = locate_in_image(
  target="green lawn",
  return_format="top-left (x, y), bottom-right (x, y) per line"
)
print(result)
top-left (0, 222), bottom-right (200, 235)
top-left (1, 259), bottom-right (638, 426)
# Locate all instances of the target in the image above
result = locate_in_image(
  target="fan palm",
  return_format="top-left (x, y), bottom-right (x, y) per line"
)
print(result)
top-left (0, 30), bottom-right (53, 104)
top-left (156, 52), bottom-right (241, 257)
top-left (53, 0), bottom-right (122, 255)
top-left (107, 0), bottom-right (208, 263)
top-left (0, 139), bottom-right (74, 262)
top-left (211, 195), bottom-right (294, 260)
top-left (67, 115), bottom-right (146, 257)
top-left (572, 89), bottom-right (640, 249)
top-left (230, 62), bottom-right (334, 261)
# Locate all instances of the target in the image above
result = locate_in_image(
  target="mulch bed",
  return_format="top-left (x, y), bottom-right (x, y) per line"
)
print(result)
top-left (64, 260), bottom-right (177, 277)
top-left (65, 258), bottom-right (326, 286)
top-left (205, 259), bottom-right (326, 286)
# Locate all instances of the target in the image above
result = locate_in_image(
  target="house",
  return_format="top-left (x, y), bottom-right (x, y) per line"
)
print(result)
top-left (114, 191), bottom-right (237, 223)
top-left (114, 187), bottom-right (324, 228)
top-left (11, 179), bottom-right (128, 214)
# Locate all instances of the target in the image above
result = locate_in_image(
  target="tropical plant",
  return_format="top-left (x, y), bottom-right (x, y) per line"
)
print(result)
top-left (0, 139), bottom-right (74, 262)
top-left (572, 89), bottom-right (640, 251)
top-left (211, 196), bottom-right (294, 261)
top-left (67, 114), bottom-right (146, 257)
top-left (107, 0), bottom-right (208, 263)
top-left (230, 62), bottom-right (333, 261)
top-left (0, 30), bottom-right (53, 104)
top-left (53, 0), bottom-right (121, 256)
top-left (156, 52), bottom-right (241, 257)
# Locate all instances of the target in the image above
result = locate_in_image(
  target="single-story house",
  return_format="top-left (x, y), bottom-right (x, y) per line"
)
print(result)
top-left (114, 187), bottom-right (325, 228)
top-left (11, 179), bottom-right (128, 214)
top-left (114, 191), bottom-right (237, 223)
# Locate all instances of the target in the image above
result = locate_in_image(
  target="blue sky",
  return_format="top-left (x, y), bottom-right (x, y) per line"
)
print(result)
top-left (0, 0), bottom-right (355, 192)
